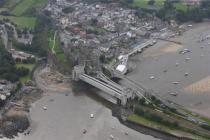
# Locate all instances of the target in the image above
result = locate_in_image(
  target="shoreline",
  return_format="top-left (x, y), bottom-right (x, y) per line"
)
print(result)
top-left (0, 61), bottom-right (203, 140)
top-left (19, 64), bottom-right (192, 140)
top-left (112, 106), bottom-right (195, 140)
top-left (7, 64), bottom-right (158, 140)
top-left (0, 66), bottom-right (43, 138)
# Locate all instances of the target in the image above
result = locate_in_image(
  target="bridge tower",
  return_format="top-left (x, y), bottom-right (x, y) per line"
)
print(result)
top-left (72, 65), bottom-right (85, 81)
top-left (120, 95), bottom-right (127, 106)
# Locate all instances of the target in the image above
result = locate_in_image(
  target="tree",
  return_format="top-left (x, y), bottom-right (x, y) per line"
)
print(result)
top-left (148, 0), bottom-right (155, 5)
top-left (176, 10), bottom-right (188, 22)
top-left (207, 9), bottom-right (210, 19)
top-left (1, 73), bottom-right (19, 82)
top-left (134, 107), bottom-right (144, 115)
top-left (201, 0), bottom-right (210, 8)
top-left (188, 7), bottom-right (203, 22)
top-left (151, 95), bottom-right (156, 101)
top-left (62, 6), bottom-right (75, 14)
top-left (16, 67), bottom-right (29, 77)
top-left (91, 18), bottom-right (98, 26)
top-left (99, 54), bottom-right (105, 63)
top-left (126, 0), bottom-right (133, 4)
top-left (164, 0), bottom-right (174, 9)
top-left (139, 98), bottom-right (145, 105)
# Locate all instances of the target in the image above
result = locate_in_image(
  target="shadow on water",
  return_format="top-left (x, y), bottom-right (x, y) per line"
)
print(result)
top-left (71, 81), bottom-right (114, 109)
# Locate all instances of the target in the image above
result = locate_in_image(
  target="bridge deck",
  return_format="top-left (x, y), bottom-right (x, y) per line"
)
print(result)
top-left (79, 74), bottom-right (124, 99)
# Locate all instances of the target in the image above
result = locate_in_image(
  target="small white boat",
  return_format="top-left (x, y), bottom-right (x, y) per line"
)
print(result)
top-left (90, 114), bottom-right (94, 118)
top-left (169, 92), bottom-right (178, 96)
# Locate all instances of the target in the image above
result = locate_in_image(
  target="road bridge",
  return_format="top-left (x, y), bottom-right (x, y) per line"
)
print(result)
top-left (155, 37), bottom-right (182, 45)
top-left (72, 65), bottom-right (135, 106)
top-left (127, 39), bottom-right (157, 57)
top-left (113, 39), bottom-right (157, 75)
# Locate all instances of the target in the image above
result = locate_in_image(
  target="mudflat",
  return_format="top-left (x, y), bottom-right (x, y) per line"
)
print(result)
top-left (124, 22), bottom-right (210, 118)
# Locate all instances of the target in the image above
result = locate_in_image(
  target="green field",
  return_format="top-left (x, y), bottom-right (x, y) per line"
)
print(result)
top-left (130, 0), bottom-right (192, 12)
top-left (16, 63), bottom-right (34, 70)
top-left (34, 0), bottom-right (48, 8)
top-left (131, 0), bottom-right (165, 8)
top-left (174, 2), bottom-right (197, 12)
top-left (174, 3), bottom-right (187, 12)
top-left (16, 63), bottom-right (34, 83)
top-left (0, 16), bottom-right (36, 29)
top-left (19, 74), bottom-right (31, 83)
top-left (0, 0), bottom-right (48, 29)
top-left (10, 0), bottom-right (48, 16)
top-left (128, 114), bottom-right (172, 132)
top-left (10, 0), bottom-right (34, 16)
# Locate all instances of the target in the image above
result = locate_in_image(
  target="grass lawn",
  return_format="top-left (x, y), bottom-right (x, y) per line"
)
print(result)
top-left (128, 114), bottom-right (210, 139)
top-left (16, 63), bottom-right (34, 83)
top-left (95, 27), bottom-right (107, 34)
top-left (0, 16), bottom-right (36, 29)
top-left (131, 0), bottom-right (165, 8)
top-left (10, 0), bottom-right (34, 16)
top-left (0, 0), bottom-right (48, 29)
top-left (10, 0), bottom-right (48, 16)
top-left (19, 74), bottom-right (31, 83)
top-left (174, 3), bottom-right (188, 12)
top-left (34, 0), bottom-right (48, 8)
top-left (128, 114), bottom-right (172, 132)
top-left (174, 2), bottom-right (198, 12)
top-left (16, 63), bottom-right (34, 70)
top-left (48, 31), bottom-right (65, 64)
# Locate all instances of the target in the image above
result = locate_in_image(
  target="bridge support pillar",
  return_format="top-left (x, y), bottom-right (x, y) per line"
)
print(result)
top-left (72, 65), bottom-right (85, 81)
top-left (120, 96), bottom-right (127, 106)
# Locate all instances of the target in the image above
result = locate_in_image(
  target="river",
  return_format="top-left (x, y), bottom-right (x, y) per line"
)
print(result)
top-left (5, 91), bottom-right (158, 140)
top-left (1, 67), bottom-right (159, 140)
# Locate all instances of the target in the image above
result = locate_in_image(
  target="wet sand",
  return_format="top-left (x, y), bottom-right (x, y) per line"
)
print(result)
top-left (124, 22), bottom-right (210, 117)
